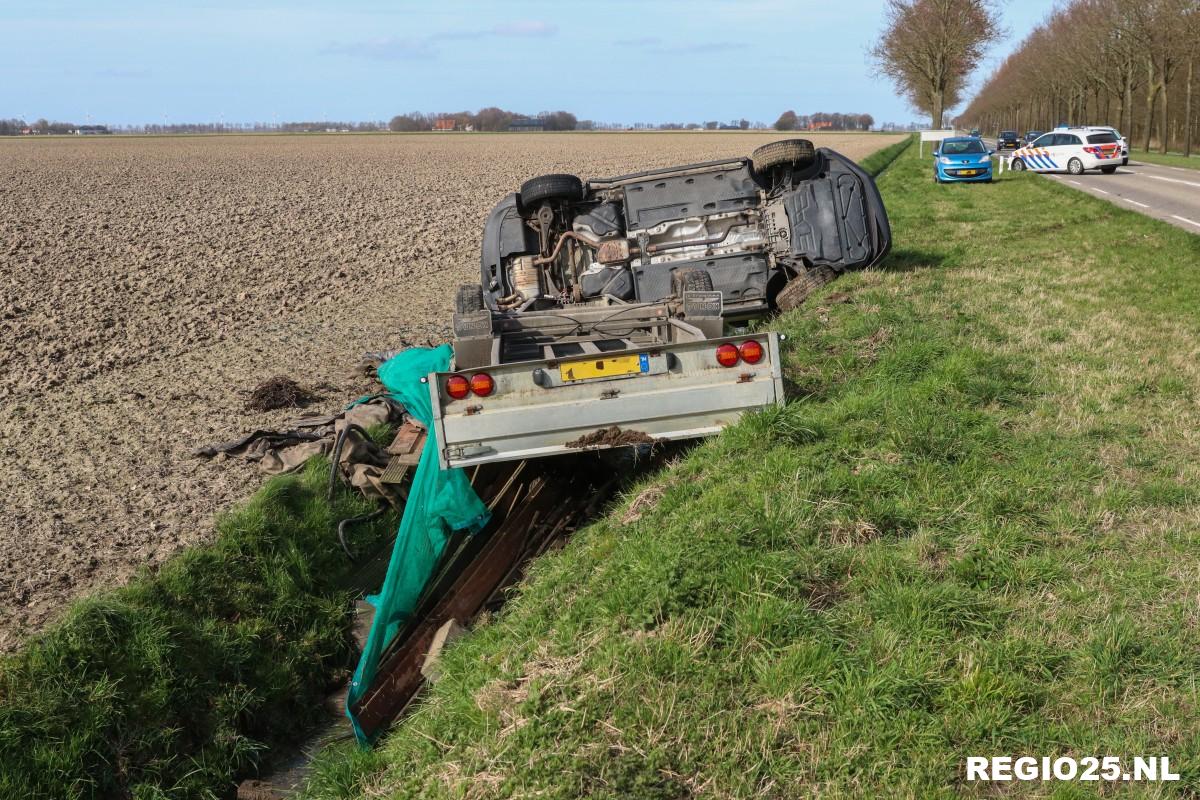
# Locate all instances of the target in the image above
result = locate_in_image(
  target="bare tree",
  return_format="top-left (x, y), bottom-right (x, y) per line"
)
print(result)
top-left (871, 0), bottom-right (1003, 129)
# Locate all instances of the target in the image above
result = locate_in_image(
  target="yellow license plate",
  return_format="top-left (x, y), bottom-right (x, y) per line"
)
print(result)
top-left (959, 169), bottom-right (977, 175)
top-left (559, 353), bottom-right (649, 382)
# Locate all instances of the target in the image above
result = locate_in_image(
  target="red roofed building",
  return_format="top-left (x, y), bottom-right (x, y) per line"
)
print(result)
top-left (433, 118), bottom-right (456, 131)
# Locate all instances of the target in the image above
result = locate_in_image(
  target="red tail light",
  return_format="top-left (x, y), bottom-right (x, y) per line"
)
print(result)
top-left (445, 374), bottom-right (470, 399)
top-left (715, 343), bottom-right (740, 367)
top-left (739, 340), bottom-right (764, 364)
top-left (469, 372), bottom-right (495, 397)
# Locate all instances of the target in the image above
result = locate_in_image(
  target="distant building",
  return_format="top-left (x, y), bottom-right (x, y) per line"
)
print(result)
top-left (75, 125), bottom-right (110, 135)
top-left (508, 117), bottom-right (544, 132)
top-left (433, 118), bottom-right (456, 132)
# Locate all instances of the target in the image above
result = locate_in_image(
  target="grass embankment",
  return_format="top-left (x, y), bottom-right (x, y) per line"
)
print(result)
top-left (1129, 148), bottom-right (1199, 170)
top-left (300, 142), bottom-right (1200, 797)
top-left (0, 451), bottom-right (397, 799)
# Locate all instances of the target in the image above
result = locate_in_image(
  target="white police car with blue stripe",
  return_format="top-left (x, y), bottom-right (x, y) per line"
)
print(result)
top-left (1010, 129), bottom-right (1123, 175)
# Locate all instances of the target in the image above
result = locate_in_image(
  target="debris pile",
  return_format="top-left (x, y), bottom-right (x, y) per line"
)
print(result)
top-left (245, 376), bottom-right (320, 411)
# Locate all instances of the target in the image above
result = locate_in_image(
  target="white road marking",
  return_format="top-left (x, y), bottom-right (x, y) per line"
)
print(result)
top-left (1172, 215), bottom-right (1200, 229)
top-left (1092, 188), bottom-right (1110, 195)
top-left (1123, 198), bottom-right (1150, 208)
top-left (1067, 179), bottom-right (1082, 185)
top-left (1170, 167), bottom-right (1188, 173)
top-left (1141, 174), bottom-right (1200, 189)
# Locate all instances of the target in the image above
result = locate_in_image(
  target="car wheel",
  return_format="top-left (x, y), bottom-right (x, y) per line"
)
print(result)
top-left (671, 268), bottom-right (714, 296)
top-left (519, 173), bottom-right (584, 207)
top-left (1067, 158), bottom-right (1084, 175)
top-left (775, 266), bottom-right (838, 312)
top-left (454, 283), bottom-right (485, 314)
top-left (1010, 158), bottom-right (1026, 172)
top-left (752, 139), bottom-right (817, 173)
top-left (1100, 165), bottom-right (1117, 174)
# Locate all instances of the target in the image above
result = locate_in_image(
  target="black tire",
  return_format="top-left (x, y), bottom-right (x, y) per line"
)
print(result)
top-left (752, 139), bottom-right (817, 172)
top-left (1010, 158), bottom-right (1026, 172)
top-left (1100, 165), bottom-right (1117, 174)
top-left (454, 283), bottom-right (484, 314)
top-left (519, 173), bottom-right (584, 206)
top-left (775, 266), bottom-right (838, 312)
top-left (1067, 158), bottom-right (1084, 176)
top-left (672, 268), bottom-right (714, 296)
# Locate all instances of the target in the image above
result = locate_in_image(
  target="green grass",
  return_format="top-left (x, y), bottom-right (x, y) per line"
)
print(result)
top-left (1128, 148), bottom-right (1200, 170)
top-left (296, 142), bottom-right (1200, 798)
top-left (856, 136), bottom-right (911, 176)
top-left (0, 456), bottom-right (397, 800)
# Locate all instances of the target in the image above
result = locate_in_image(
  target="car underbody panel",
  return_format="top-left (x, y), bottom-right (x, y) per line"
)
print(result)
top-left (479, 147), bottom-right (890, 320)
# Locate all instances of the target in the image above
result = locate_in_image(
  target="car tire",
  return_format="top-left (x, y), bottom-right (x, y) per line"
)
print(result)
top-left (519, 173), bottom-right (584, 207)
top-left (1067, 158), bottom-right (1084, 175)
top-left (1100, 165), bottom-right (1117, 174)
top-left (454, 283), bottom-right (485, 314)
top-left (775, 266), bottom-right (838, 312)
top-left (1011, 158), bottom-right (1026, 172)
top-left (752, 139), bottom-right (817, 173)
top-left (672, 268), bottom-right (714, 296)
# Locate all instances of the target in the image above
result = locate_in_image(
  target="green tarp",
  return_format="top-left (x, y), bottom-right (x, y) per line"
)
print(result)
top-left (345, 344), bottom-right (490, 744)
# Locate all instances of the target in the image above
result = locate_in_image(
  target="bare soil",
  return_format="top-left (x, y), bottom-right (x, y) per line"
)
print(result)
top-left (0, 131), bottom-right (903, 647)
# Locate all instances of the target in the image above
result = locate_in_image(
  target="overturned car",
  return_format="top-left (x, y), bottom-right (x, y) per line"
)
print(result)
top-left (436, 140), bottom-right (892, 468)
top-left (466, 139), bottom-right (891, 320)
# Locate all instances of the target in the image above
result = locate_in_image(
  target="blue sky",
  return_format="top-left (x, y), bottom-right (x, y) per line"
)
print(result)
top-left (3, 0), bottom-right (1051, 126)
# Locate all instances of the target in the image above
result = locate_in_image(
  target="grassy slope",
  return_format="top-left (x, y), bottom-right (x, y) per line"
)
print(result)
top-left (0, 450), bottom-right (397, 799)
top-left (302, 143), bottom-right (1200, 798)
top-left (1129, 149), bottom-right (1200, 170)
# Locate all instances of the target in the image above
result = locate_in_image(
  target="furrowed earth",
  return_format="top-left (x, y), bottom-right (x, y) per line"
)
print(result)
top-left (0, 131), bottom-right (903, 648)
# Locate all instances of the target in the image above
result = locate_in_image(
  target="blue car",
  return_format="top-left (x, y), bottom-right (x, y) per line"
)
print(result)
top-left (934, 137), bottom-right (994, 183)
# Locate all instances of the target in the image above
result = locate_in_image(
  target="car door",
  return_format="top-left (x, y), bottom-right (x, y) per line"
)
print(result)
top-left (1023, 133), bottom-right (1060, 171)
top-left (1055, 133), bottom-right (1084, 169)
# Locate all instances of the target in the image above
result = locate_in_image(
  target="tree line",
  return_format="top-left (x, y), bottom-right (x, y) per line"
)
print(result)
top-left (773, 111), bottom-right (876, 131)
top-left (388, 108), bottom-right (579, 132)
top-left (0, 118), bottom-right (80, 135)
top-left (958, 0), bottom-right (1199, 155)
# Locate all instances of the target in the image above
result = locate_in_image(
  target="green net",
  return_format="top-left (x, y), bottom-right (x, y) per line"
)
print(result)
top-left (346, 344), bottom-right (490, 744)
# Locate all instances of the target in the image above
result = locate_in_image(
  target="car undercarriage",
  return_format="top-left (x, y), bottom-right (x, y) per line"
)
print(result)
top-left (466, 139), bottom-right (891, 322)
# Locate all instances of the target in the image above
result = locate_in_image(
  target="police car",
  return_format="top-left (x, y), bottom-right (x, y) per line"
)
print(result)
top-left (1010, 128), bottom-right (1124, 175)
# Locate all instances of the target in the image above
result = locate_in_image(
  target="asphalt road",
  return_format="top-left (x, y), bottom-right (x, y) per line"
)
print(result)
top-left (981, 138), bottom-right (1200, 234)
top-left (1044, 161), bottom-right (1200, 234)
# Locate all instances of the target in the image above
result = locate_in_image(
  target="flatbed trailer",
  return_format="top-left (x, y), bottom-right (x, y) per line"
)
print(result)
top-left (432, 293), bottom-right (785, 468)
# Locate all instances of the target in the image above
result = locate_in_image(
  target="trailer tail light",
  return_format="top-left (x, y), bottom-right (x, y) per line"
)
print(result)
top-left (445, 374), bottom-right (470, 400)
top-left (469, 372), bottom-right (495, 397)
top-left (738, 340), bottom-right (764, 365)
top-left (715, 343), bottom-right (740, 367)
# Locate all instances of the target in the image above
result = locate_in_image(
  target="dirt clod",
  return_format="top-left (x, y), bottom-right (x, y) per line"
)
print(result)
top-left (245, 376), bottom-right (319, 411)
top-left (566, 426), bottom-right (655, 449)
